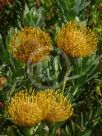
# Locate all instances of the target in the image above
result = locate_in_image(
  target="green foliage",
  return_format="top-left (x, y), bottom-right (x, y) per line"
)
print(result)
top-left (23, 4), bottom-right (45, 27)
top-left (0, 0), bottom-right (25, 36)
top-left (0, 0), bottom-right (102, 136)
top-left (89, 0), bottom-right (102, 37)
top-left (52, 0), bottom-right (90, 24)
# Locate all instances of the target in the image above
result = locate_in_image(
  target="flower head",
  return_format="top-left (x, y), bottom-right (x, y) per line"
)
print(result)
top-left (7, 91), bottom-right (43, 126)
top-left (9, 27), bottom-right (53, 63)
top-left (6, 89), bottom-right (73, 126)
top-left (0, 76), bottom-right (7, 89)
top-left (37, 90), bottom-right (73, 122)
top-left (57, 21), bottom-right (98, 57)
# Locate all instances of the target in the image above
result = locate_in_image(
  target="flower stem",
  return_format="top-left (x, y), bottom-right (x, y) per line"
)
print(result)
top-left (22, 127), bottom-right (32, 136)
top-left (1, 34), bottom-right (6, 52)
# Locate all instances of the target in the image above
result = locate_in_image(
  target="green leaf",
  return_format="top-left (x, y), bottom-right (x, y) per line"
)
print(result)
top-left (80, 1), bottom-right (90, 11)
top-left (75, 0), bottom-right (81, 6)
top-left (82, 130), bottom-right (92, 136)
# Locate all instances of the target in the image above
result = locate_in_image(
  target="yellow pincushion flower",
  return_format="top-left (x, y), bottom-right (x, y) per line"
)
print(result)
top-left (7, 89), bottom-right (73, 126)
top-left (47, 93), bottom-right (73, 122)
top-left (57, 21), bottom-right (98, 57)
top-left (9, 27), bottom-right (53, 63)
top-left (37, 90), bottom-right (73, 122)
top-left (7, 91), bottom-right (43, 126)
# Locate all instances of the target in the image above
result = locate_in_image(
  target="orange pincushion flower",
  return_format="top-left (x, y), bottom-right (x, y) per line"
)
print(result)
top-left (57, 21), bottom-right (98, 57)
top-left (7, 91), bottom-right (43, 126)
top-left (37, 89), bottom-right (73, 122)
top-left (7, 89), bottom-right (73, 126)
top-left (9, 27), bottom-right (53, 64)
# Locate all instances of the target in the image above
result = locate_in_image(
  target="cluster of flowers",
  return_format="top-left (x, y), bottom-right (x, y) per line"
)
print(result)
top-left (7, 89), bottom-right (73, 126)
top-left (9, 21), bottom-right (98, 64)
top-left (0, 21), bottom-right (98, 127)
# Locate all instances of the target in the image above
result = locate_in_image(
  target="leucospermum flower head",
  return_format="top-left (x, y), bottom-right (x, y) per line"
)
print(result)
top-left (0, 76), bottom-right (7, 89)
top-left (37, 90), bottom-right (73, 122)
top-left (57, 21), bottom-right (98, 57)
top-left (9, 27), bottom-right (53, 63)
top-left (6, 89), bottom-right (73, 126)
top-left (7, 91), bottom-right (43, 126)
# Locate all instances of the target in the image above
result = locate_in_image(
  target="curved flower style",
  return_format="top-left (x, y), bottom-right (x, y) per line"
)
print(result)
top-left (9, 27), bottom-right (53, 63)
top-left (37, 90), bottom-right (73, 122)
top-left (57, 21), bottom-right (98, 57)
top-left (7, 91), bottom-right (43, 126)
